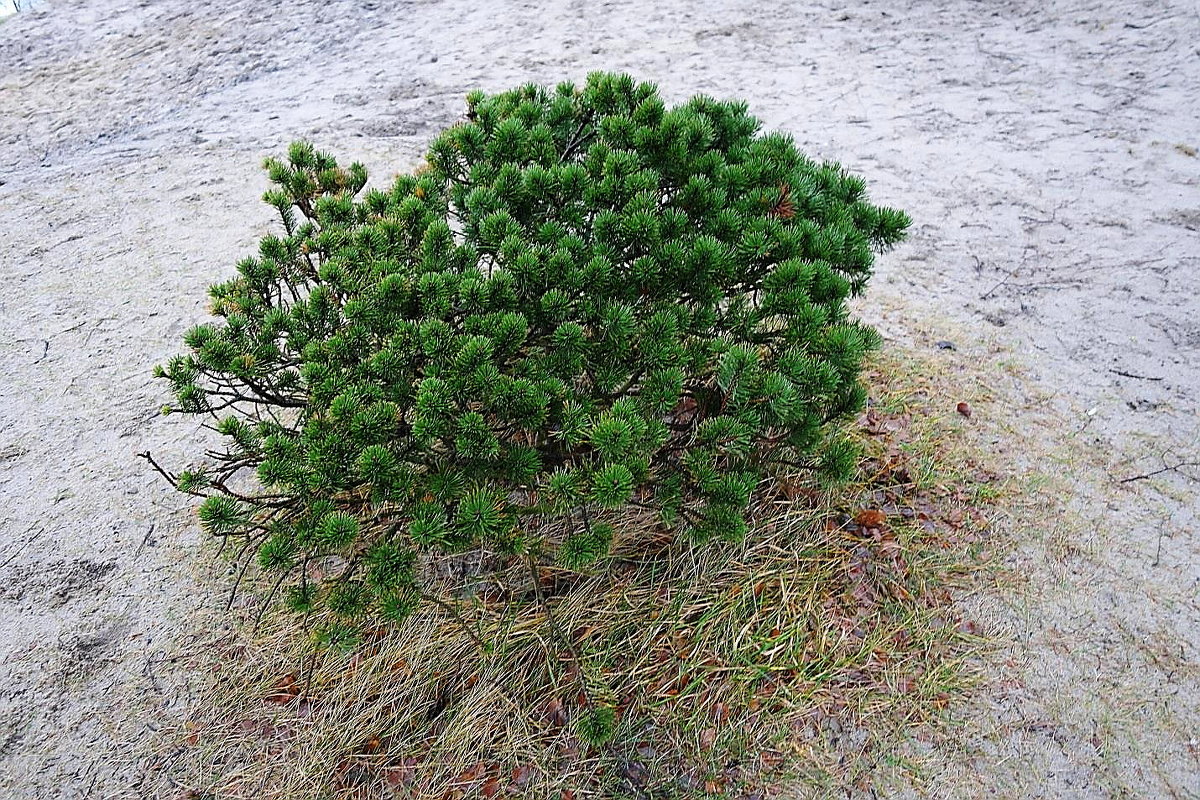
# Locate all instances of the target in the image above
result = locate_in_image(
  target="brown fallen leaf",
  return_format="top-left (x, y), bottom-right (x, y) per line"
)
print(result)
top-left (264, 673), bottom-right (299, 704)
top-left (237, 718), bottom-right (274, 738)
top-left (956, 401), bottom-right (972, 418)
top-left (331, 758), bottom-right (373, 790)
top-left (854, 508), bottom-right (887, 528)
top-left (384, 758), bottom-right (420, 788)
top-left (511, 763), bottom-right (535, 787)
top-left (957, 619), bottom-right (982, 636)
top-left (543, 697), bottom-right (568, 726)
top-left (456, 761), bottom-right (487, 783)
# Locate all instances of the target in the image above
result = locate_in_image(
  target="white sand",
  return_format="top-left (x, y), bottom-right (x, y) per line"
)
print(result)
top-left (0, 0), bottom-right (1197, 796)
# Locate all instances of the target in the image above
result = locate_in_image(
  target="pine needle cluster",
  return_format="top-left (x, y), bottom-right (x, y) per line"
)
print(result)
top-left (154, 73), bottom-right (909, 637)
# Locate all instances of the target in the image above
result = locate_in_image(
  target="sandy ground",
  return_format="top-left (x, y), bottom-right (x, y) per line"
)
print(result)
top-left (0, 0), bottom-right (1197, 797)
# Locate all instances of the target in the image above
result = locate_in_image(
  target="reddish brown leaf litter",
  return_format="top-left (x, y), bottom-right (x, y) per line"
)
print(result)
top-left (854, 508), bottom-right (888, 528)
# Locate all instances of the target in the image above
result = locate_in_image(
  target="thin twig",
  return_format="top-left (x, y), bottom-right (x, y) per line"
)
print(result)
top-left (1119, 460), bottom-right (1200, 483)
top-left (422, 592), bottom-right (489, 654)
top-left (0, 524), bottom-right (45, 568)
top-left (136, 524), bottom-right (156, 556)
top-left (138, 451), bottom-right (177, 486)
top-left (526, 553), bottom-right (595, 711)
top-left (225, 535), bottom-right (266, 612)
top-left (1109, 368), bottom-right (1164, 382)
top-left (254, 571), bottom-right (292, 630)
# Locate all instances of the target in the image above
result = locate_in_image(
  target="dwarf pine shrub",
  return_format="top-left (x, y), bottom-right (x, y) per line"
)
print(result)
top-left (154, 73), bottom-right (909, 636)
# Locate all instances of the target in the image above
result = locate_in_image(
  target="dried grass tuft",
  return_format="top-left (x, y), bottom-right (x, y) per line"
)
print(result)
top-left (152, 344), bottom-right (1010, 799)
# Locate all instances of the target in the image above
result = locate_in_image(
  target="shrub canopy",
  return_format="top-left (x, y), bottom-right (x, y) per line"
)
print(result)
top-left (156, 72), bottom-right (909, 632)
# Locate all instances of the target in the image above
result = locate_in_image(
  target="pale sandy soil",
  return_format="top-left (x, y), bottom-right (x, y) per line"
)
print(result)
top-left (0, 1), bottom-right (1197, 797)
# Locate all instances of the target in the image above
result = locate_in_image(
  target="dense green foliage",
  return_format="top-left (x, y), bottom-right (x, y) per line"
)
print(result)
top-left (155, 73), bottom-right (909, 635)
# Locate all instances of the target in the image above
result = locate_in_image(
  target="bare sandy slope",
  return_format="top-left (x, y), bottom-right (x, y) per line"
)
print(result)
top-left (0, 0), bottom-right (1197, 797)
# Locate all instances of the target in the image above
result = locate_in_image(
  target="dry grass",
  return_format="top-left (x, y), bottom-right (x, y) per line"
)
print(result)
top-left (151, 344), bottom-right (1012, 800)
